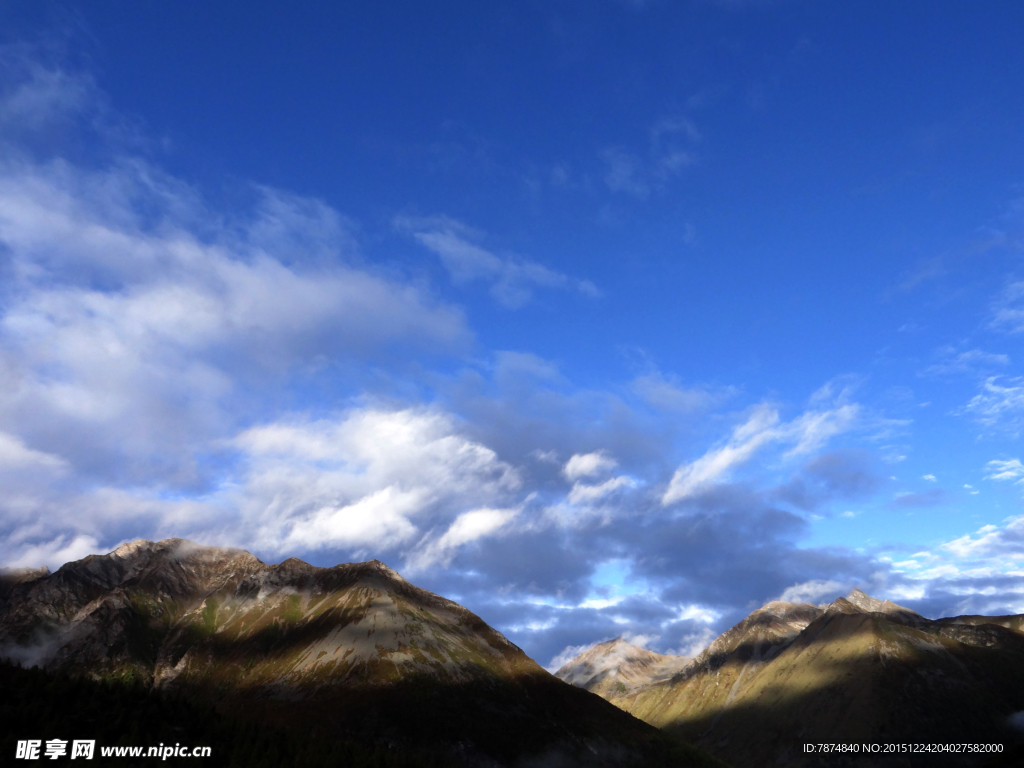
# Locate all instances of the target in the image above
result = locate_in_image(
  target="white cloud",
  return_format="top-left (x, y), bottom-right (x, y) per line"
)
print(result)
top-left (940, 517), bottom-right (1024, 560)
top-left (395, 214), bottom-right (599, 308)
top-left (567, 475), bottom-right (636, 504)
top-left (784, 404), bottom-right (860, 457)
top-left (579, 596), bottom-right (625, 610)
top-left (621, 631), bottom-right (659, 648)
top-left (407, 506), bottom-right (519, 571)
top-left (530, 449), bottom-right (560, 464)
top-left (662, 405), bottom-right (780, 505)
top-left (922, 474), bottom-right (937, 482)
top-left (0, 431), bottom-right (67, 471)
top-left (662, 399), bottom-right (859, 505)
top-left (230, 407), bottom-right (522, 559)
top-left (3, 533), bottom-right (99, 570)
top-left (668, 627), bottom-right (716, 659)
top-left (279, 487), bottom-right (423, 553)
top-left (0, 60), bottom-right (483, 569)
top-left (0, 155), bottom-right (469, 496)
top-left (674, 604), bottom-right (720, 623)
top-left (546, 643), bottom-right (593, 673)
top-left (985, 458), bottom-right (1024, 482)
top-left (963, 377), bottom-right (1024, 435)
top-left (563, 451), bottom-right (618, 481)
top-left (776, 579), bottom-right (845, 605)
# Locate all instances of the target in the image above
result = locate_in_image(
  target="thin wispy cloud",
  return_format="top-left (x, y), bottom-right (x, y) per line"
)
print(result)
top-left (629, 371), bottom-right (734, 414)
top-left (921, 348), bottom-right (1010, 377)
top-left (886, 256), bottom-right (947, 297)
top-left (600, 115), bottom-right (700, 199)
top-left (985, 458), bottom-right (1024, 483)
top-left (395, 214), bottom-right (600, 308)
top-left (662, 401), bottom-right (860, 505)
top-left (990, 281), bottom-right (1024, 333)
top-left (962, 377), bottom-right (1024, 436)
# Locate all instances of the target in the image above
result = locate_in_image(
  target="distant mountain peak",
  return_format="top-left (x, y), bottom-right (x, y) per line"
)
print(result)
top-left (555, 637), bottom-right (689, 698)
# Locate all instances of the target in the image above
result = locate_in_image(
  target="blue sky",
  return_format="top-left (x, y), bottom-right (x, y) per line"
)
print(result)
top-left (2, 1), bottom-right (1024, 668)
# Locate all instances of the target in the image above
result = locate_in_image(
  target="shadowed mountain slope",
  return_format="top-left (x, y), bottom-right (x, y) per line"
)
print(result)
top-left (0, 539), bottom-right (722, 767)
top-left (560, 591), bottom-right (1024, 767)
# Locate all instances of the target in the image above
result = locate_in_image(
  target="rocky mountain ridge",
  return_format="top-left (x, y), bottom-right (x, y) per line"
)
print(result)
top-left (560, 590), bottom-right (1024, 767)
top-left (0, 539), bottom-right (721, 768)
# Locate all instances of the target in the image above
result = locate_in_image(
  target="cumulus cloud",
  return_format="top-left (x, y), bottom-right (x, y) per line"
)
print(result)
top-left (395, 214), bottom-right (599, 308)
top-left (0, 50), bottom-right (482, 574)
top-left (0, 159), bottom-right (470, 497)
top-left (227, 408), bottom-right (522, 560)
top-left (563, 451), bottom-right (618, 481)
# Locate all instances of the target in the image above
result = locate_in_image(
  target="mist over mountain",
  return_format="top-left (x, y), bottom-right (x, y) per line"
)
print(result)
top-left (0, 539), bottom-right (720, 768)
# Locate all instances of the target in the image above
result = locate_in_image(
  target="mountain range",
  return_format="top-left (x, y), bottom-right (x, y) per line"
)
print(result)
top-left (557, 590), bottom-right (1024, 767)
top-left (0, 538), bottom-right (720, 767)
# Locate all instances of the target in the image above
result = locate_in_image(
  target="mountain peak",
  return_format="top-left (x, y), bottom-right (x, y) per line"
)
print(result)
top-left (827, 588), bottom-right (924, 624)
top-left (364, 559), bottom-right (407, 583)
top-left (555, 637), bottom-right (689, 698)
top-left (0, 539), bottom-right (708, 767)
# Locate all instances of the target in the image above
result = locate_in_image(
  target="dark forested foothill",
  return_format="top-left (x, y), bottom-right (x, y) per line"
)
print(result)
top-left (0, 660), bottom-right (455, 768)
